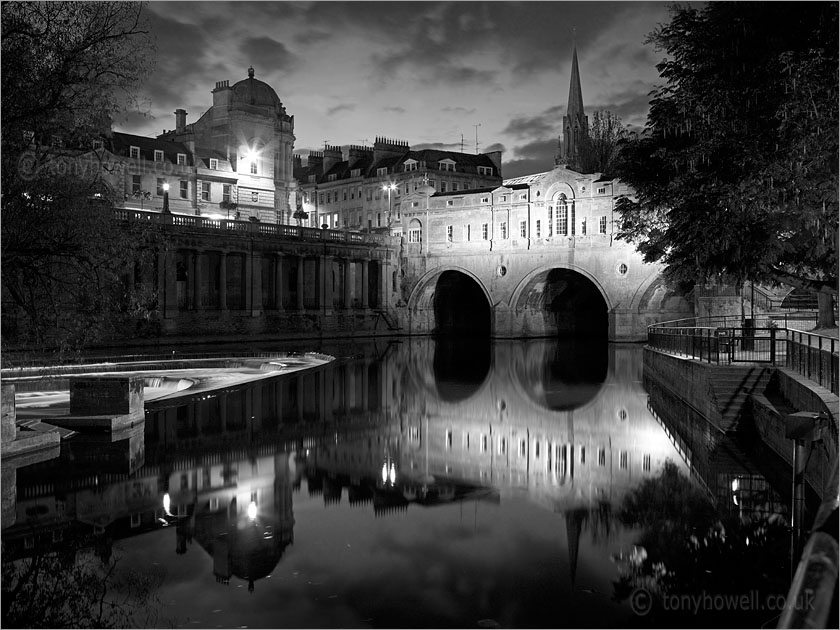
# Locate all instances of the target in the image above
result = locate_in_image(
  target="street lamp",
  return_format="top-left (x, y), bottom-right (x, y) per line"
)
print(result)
top-left (382, 182), bottom-right (396, 231)
top-left (162, 181), bottom-right (171, 214)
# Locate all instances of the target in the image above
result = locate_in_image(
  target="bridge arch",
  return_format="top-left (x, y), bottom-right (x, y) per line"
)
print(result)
top-left (508, 264), bottom-right (612, 338)
top-left (407, 266), bottom-right (493, 336)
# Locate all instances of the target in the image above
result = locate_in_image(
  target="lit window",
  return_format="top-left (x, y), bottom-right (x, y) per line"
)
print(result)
top-left (177, 153), bottom-right (187, 165)
top-left (156, 178), bottom-right (166, 196)
top-left (154, 150), bottom-right (164, 162)
top-left (446, 225), bottom-right (453, 242)
top-left (250, 159), bottom-right (257, 175)
top-left (209, 158), bottom-right (218, 170)
top-left (408, 228), bottom-right (422, 243)
top-left (130, 146), bottom-right (140, 159)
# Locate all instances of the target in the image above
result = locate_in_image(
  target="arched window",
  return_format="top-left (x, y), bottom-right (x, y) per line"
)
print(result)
top-left (407, 218), bottom-right (422, 243)
top-left (556, 194), bottom-right (568, 235)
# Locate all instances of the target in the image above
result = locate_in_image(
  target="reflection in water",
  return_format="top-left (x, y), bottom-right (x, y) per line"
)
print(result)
top-left (1, 338), bottom-right (794, 628)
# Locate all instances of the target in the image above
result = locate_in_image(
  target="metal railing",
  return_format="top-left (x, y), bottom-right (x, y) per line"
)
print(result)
top-left (648, 318), bottom-right (838, 395)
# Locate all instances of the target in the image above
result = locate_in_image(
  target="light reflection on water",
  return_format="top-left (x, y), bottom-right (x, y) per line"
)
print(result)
top-left (1, 338), bottom-right (791, 628)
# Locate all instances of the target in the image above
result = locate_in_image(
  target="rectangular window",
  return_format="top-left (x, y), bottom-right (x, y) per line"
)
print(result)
top-left (599, 215), bottom-right (607, 234)
top-left (481, 196), bottom-right (490, 203)
top-left (597, 186), bottom-right (606, 195)
top-left (499, 438), bottom-right (507, 455)
top-left (222, 184), bottom-right (231, 203)
top-left (464, 434), bottom-right (470, 450)
top-left (154, 150), bottom-right (164, 162)
top-left (180, 180), bottom-right (188, 199)
top-left (343, 189), bottom-right (348, 201)
top-left (130, 146), bottom-right (140, 159)
top-left (408, 229), bottom-right (422, 243)
top-left (177, 153), bottom-right (187, 165)
top-left (581, 217), bottom-right (586, 235)
top-left (440, 181), bottom-right (448, 192)
top-left (519, 220), bottom-right (527, 238)
top-left (519, 439), bottom-right (527, 457)
top-left (131, 175), bottom-right (141, 194)
top-left (619, 451), bottom-right (628, 470)
top-left (446, 200), bottom-right (454, 207)
top-left (500, 221), bottom-right (507, 239)
top-left (446, 225), bottom-right (453, 242)
top-left (250, 160), bottom-right (258, 175)
top-left (481, 434), bottom-right (488, 452)
top-left (377, 167), bottom-right (387, 177)
top-left (643, 454), bottom-right (651, 472)
top-left (598, 448), bottom-right (606, 467)
top-left (156, 177), bottom-right (165, 196)
top-left (92, 139), bottom-right (103, 150)
top-left (209, 158), bottom-right (218, 170)
top-left (464, 225), bottom-right (471, 241)
top-left (319, 193), bottom-right (324, 205)
top-left (579, 446), bottom-right (586, 464)
top-left (536, 219), bottom-right (541, 238)
top-left (557, 205), bottom-right (568, 235)
top-left (482, 223), bottom-right (488, 240)
top-left (451, 182), bottom-right (458, 192)
top-left (519, 193), bottom-right (527, 200)
top-left (201, 181), bottom-right (210, 201)
top-left (478, 166), bottom-right (492, 176)
top-left (446, 429), bottom-right (453, 450)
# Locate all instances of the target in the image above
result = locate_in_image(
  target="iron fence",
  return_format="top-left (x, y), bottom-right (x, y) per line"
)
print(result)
top-left (648, 320), bottom-right (838, 395)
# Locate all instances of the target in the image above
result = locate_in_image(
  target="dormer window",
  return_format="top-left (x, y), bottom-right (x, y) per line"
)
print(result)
top-left (308, 175), bottom-right (316, 183)
top-left (130, 146), bottom-right (140, 159)
top-left (92, 139), bottom-right (103, 151)
top-left (327, 174), bottom-right (337, 182)
top-left (177, 153), bottom-right (187, 165)
top-left (351, 168), bottom-right (361, 177)
top-left (481, 196), bottom-right (490, 203)
top-left (377, 167), bottom-right (387, 177)
top-left (209, 158), bottom-right (218, 170)
top-left (478, 166), bottom-right (493, 176)
top-left (404, 159), bottom-right (418, 172)
top-left (154, 150), bottom-right (164, 162)
top-left (438, 159), bottom-right (456, 172)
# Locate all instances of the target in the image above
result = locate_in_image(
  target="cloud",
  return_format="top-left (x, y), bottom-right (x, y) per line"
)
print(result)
top-left (240, 36), bottom-right (298, 72)
top-left (502, 108), bottom-right (562, 140)
top-left (327, 103), bottom-right (357, 116)
top-left (384, 106), bottom-right (406, 114)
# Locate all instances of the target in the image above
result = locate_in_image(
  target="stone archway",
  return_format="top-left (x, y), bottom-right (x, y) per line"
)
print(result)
top-left (407, 267), bottom-right (493, 336)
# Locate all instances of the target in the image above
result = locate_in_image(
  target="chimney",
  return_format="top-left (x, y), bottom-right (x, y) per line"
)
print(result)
top-left (322, 144), bottom-right (343, 174)
top-left (175, 109), bottom-right (187, 134)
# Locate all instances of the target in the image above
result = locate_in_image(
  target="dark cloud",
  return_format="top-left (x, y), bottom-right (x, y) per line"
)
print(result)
top-left (239, 36), bottom-right (298, 72)
top-left (413, 141), bottom-right (463, 152)
top-left (384, 106), bottom-right (406, 114)
top-left (443, 106), bottom-right (477, 116)
top-left (502, 107), bottom-right (562, 140)
top-left (327, 103), bottom-right (357, 116)
top-left (503, 138), bottom-right (558, 178)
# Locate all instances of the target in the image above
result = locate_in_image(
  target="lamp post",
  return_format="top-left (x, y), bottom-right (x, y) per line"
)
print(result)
top-left (382, 182), bottom-right (396, 232)
top-left (162, 181), bottom-right (171, 214)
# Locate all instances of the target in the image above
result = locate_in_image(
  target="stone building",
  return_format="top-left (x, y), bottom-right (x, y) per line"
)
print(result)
top-left (293, 137), bottom-right (503, 235)
top-left (159, 67), bottom-right (297, 223)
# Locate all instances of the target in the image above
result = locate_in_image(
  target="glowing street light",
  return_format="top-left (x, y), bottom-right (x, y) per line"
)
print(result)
top-left (382, 182), bottom-right (396, 232)
top-left (247, 501), bottom-right (258, 520)
top-left (162, 181), bottom-right (171, 214)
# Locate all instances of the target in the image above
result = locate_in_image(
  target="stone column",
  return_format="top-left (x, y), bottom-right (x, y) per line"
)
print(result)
top-left (320, 255), bottom-right (334, 314)
top-left (378, 258), bottom-right (389, 310)
top-left (296, 257), bottom-right (305, 310)
top-left (344, 259), bottom-right (353, 309)
top-left (249, 249), bottom-right (261, 317)
top-left (219, 253), bottom-right (227, 310)
top-left (275, 254), bottom-right (285, 311)
top-left (361, 258), bottom-right (370, 309)
top-left (193, 251), bottom-right (203, 310)
top-left (159, 248), bottom-right (177, 319)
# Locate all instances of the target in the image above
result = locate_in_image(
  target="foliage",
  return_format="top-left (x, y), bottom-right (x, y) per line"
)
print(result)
top-left (1, 1), bottom-right (158, 357)
top-left (575, 110), bottom-right (628, 175)
top-left (612, 3), bottom-right (838, 320)
top-left (612, 462), bottom-right (792, 626)
top-left (1, 547), bottom-right (165, 628)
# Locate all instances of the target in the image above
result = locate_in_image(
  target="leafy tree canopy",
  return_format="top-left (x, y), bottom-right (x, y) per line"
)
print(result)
top-left (575, 110), bottom-right (628, 175)
top-left (613, 2), bottom-right (838, 302)
top-left (1, 2), bottom-right (159, 358)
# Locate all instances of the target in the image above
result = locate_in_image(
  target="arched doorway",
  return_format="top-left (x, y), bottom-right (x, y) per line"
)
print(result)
top-left (432, 270), bottom-right (490, 336)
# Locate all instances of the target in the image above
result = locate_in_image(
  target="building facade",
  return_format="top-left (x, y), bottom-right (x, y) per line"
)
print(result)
top-left (293, 137), bottom-right (503, 235)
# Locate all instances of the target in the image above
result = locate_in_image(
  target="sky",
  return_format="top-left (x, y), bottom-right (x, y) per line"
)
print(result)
top-left (116, 1), bottom-right (684, 179)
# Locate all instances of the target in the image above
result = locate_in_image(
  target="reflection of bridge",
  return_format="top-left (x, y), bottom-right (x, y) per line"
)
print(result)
top-left (2, 339), bottom-right (693, 590)
top-left (111, 165), bottom-right (693, 342)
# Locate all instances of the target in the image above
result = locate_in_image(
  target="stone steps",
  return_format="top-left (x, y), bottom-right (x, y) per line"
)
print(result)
top-left (708, 367), bottom-right (773, 430)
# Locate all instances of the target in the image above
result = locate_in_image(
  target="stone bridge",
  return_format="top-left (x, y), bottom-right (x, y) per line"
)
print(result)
top-left (114, 164), bottom-right (693, 344)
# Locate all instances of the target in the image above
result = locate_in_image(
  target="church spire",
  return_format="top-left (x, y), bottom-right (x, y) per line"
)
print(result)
top-left (557, 45), bottom-right (589, 167)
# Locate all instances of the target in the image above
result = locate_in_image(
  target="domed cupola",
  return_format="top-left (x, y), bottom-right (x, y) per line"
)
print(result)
top-left (230, 66), bottom-right (283, 112)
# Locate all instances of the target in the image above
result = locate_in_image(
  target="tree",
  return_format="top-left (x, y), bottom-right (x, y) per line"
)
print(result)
top-left (575, 110), bottom-right (627, 175)
top-left (1, 2), bottom-right (159, 358)
top-left (612, 3), bottom-right (838, 327)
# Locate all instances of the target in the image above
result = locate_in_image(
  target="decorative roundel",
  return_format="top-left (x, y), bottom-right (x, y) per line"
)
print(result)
top-left (616, 263), bottom-right (628, 276)
top-left (497, 265), bottom-right (507, 277)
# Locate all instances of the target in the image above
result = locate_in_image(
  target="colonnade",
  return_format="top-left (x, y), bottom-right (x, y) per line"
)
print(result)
top-left (155, 247), bottom-right (389, 318)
